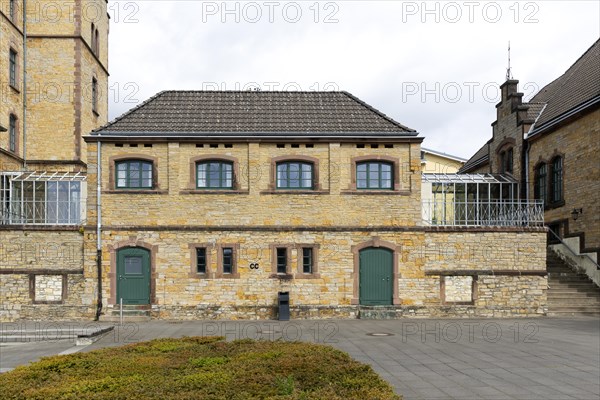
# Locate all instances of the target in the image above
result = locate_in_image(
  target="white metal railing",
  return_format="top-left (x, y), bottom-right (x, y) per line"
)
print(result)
top-left (0, 174), bottom-right (86, 225)
top-left (422, 200), bottom-right (544, 227)
top-left (1, 198), bottom-right (85, 225)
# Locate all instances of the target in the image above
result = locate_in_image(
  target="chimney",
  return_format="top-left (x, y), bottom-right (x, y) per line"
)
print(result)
top-left (499, 79), bottom-right (524, 111)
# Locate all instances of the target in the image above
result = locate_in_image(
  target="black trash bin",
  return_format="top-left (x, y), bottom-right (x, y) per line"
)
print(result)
top-left (278, 291), bottom-right (290, 321)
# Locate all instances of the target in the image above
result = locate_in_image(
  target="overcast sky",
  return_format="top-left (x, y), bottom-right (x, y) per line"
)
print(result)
top-left (107, 0), bottom-right (599, 159)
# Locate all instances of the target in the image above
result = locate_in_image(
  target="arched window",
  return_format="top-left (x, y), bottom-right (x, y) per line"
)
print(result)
top-left (550, 156), bottom-right (563, 203)
top-left (276, 161), bottom-right (313, 189)
top-left (116, 160), bottom-right (153, 189)
top-left (534, 163), bottom-right (547, 205)
top-left (356, 161), bottom-right (393, 189)
top-left (196, 160), bottom-right (233, 189)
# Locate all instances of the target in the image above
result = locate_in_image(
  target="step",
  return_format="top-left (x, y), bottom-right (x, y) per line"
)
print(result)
top-left (548, 312), bottom-right (600, 317)
top-left (547, 306), bottom-right (600, 313)
top-left (0, 326), bottom-right (114, 344)
top-left (548, 281), bottom-right (597, 287)
top-left (548, 275), bottom-right (594, 281)
top-left (100, 315), bottom-right (151, 322)
top-left (548, 293), bottom-right (600, 300)
top-left (548, 300), bottom-right (600, 307)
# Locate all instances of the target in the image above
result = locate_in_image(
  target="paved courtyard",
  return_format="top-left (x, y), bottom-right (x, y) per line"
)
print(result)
top-left (1, 318), bottom-right (599, 399)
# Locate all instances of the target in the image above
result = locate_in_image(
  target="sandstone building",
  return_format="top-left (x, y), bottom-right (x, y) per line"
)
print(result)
top-left (461, 39), bottom-right (600, 267)
top-left (1, 0), bottom-right (109, 320)
top-left (1, 1), bottom-right (547, 322)
top-left (82, 91), bottom-right (546, 320)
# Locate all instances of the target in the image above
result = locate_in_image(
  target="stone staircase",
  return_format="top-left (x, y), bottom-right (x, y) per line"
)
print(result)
top-left (547, 249), bottom-right (600, 317)
top-left (101, 304), bottom-right (151, 322)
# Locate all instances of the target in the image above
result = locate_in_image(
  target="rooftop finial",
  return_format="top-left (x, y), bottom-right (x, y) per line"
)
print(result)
top-left (506, 41), bottom-right (513, 80)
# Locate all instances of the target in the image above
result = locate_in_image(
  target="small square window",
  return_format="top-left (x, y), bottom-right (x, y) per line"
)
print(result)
top-left (196, 248), bottom-right (207, 274)
top-left (302, 248), bottom-right (312, 274)
top-left (223, 248), bottom-right (233, 274)
top-left (276, 248), bottom-right (287, 274)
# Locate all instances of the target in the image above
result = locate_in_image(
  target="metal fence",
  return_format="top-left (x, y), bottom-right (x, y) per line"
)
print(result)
top-left (422, 200), bottom-right (545, 227)
top-left (0, 173), bottom-right (86, 225)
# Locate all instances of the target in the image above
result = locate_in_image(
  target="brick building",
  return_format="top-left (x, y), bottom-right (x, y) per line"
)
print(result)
top-left (461, 39), bottom-right (600, 263)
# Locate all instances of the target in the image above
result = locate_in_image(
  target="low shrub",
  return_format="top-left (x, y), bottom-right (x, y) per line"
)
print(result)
top-left (0, 337), bottom-right (400, 399)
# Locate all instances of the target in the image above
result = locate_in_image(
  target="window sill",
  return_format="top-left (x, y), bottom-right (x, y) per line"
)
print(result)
top-left (180, 189), bottom-right (249, 195)
top-left (92, 109), bottom-right (100, 117)
top-left (260, 190), bottom-right (329, 195)
top-left (442, 301), bottom-right (475, 306)
top-left (214, 273), bottom-right (240, 279)
top-left (341, 190), bottom-right (411, 196)
top-left (10, 84), bottom-right (20, 94)
top-left (103, 189), bottom-right (168, 195)
top-left (294, 273), bottom-right (321, 279)
top-left (546, 200), bottom-right (565, 210)
top-left (269, 273), bottom-right (294, 280)
top-left (188, 272), bottom-right (213, 279)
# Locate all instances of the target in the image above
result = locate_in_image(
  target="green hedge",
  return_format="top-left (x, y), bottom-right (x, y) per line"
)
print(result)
top-left (0, 337), bottom-right (401, 399)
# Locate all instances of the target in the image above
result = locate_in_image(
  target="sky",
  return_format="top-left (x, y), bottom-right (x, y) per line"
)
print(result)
top-left (107, 0), bottom-right (600, 159)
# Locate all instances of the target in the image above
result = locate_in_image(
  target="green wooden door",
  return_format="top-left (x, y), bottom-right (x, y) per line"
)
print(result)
top-left (359, 248), bottom-right (393, 305)
top-left (117, 247), bottom-right (150, 305)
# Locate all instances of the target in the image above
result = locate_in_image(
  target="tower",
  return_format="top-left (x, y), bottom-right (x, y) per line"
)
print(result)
top-left (1, 0), bottom-right (109, 171)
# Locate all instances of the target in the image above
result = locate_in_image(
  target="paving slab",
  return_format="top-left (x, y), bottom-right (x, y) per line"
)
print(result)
top-left (0, 317), bottom-right (598, 400)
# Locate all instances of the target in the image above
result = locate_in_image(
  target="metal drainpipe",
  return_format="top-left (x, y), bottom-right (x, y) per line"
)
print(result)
top-left (95, 139), bottom-right (103, 320)
top-left (22, 0), bottom-right (27, 169)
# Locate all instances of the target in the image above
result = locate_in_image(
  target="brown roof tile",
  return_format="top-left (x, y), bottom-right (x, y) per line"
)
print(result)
top-left (529, 39), bottom-right (600, 132)
top-left (93, 91), bottom-right (417, 137)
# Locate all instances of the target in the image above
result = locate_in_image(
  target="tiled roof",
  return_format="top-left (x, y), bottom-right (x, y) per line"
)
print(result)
top-left (93, 91), bottom-right (417, 137)
top-left (458, 140), bottom-right (490, 173)
top-left (525, 102), bottom-right (546, 122)
top-left (529, 39), bottom-right (600, 132)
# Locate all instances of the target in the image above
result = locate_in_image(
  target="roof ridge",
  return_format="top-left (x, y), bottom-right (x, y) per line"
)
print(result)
top-left (156, 90), bottom-right (346, 94)
top-left (93, 90), bottom-right (168, 133)
top-left (340, 91), bottom-right (416, 132)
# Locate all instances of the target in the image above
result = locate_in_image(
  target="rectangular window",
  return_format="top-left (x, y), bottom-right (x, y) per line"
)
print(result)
top-left (302, 248), bottom-right (312, 274)
top-left (9, 49), bottom-right (17, 88)
top-left (222, 247), bottom-right (233, 274)
top-left (551, 157), bottom-right (563, 203)
top-left (9, 114), bottom-right (16, 152)
top-left (276, 162), bottom-right (313, 189)
top-left (3, 177), bottom-right (83, 225)
top-left (116, 160), bottom-right (153, 189)
top-left (196, 248), bottom-right (207, 274)
top-left (506, 148), bottom-right (513, 174)
top-left (276, 248), bottom-right (287, 274)
top-left (535, 164), bottom-right (547, 206)
top-left (92, 78), bottom-right (98, 113)
top-left (197, 161), bottom-right (233, 189)
top-left (9, 0), bottom-right (16, 20)
top-left (356, 162), bottom-right (393, 189)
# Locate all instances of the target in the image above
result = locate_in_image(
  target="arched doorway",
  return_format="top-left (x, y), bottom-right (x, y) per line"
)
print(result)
top-left (359, 247), bottom-right (393, 305)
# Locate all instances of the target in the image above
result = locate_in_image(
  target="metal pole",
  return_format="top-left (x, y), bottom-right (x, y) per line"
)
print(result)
top-left (120, 298), bottom-right (123, 326)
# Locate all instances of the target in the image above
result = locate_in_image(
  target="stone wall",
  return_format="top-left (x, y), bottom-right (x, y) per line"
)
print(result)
top-left (528, 108), bottom-right (600, 254)
top-left (91, 228), bottom-right (547, 320)
top-left (87, 140), bottom-right (422, 228)
top-left (0, 229), bottom-right (95, 321)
